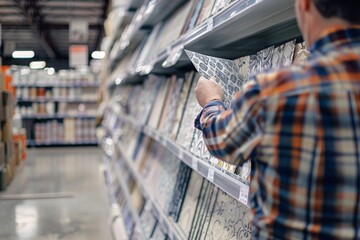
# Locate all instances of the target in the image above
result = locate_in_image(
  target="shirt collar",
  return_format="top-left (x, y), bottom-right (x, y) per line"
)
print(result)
top-left (310, 25), bottom-right (360, 55)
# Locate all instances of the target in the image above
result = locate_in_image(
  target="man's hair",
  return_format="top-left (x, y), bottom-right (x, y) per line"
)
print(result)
top-left (314, 0), bottom-right (360, 24)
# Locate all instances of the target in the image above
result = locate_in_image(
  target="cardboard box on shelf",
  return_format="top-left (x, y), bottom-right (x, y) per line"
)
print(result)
top-left (0, 142), bottom-right (5, 168)
top-left (14, 141), bottom-right (21, 165)
top-left (1, 120), bottom-right (13, 143)
top-left (0, 167), bottom-right (7, 191)
top-left (13, 129), bottom-right (27, 161)
top-left (1, 91), bottom-right (14, 121)
top-left (4, 140), bottom-right (14, 165)
top-left (6, 156), bottom-right (16, 185)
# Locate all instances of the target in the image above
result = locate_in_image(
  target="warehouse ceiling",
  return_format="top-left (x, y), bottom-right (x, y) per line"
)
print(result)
top-left (0, 0), bottom-right (109, 64)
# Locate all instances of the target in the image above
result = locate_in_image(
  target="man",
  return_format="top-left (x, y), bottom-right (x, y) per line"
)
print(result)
top-left (194, 0), bottom-right (360, 239)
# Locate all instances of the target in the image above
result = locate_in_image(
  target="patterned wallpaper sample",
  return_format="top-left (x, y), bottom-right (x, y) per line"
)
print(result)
top-left (196, 0), bottom-right (216, 26)
top-left (161, 77), bottom-right (185, 137)
top-left (150, 223), bottom-right (166, 240)
top-left (182, 0), bottom-right (205, 34)
top-left (168, 163), bottom-right (192, 221)
top-left (147, 79), bottom-right (171, 129)
top-left (185, 50), bottom-right (243, 108)
top-left (293, 41), bottom-right (310, 63)
top-left (172, 71), bottom-right (195, 140)
top-left (203, 190), bottom-right (251, 240)
top-left (155, 152), bottom-right (181, 212)
top-left (176, 73), bottom-right (202, 150)
top-left (139, 75), bottom-right (163, 125)
top-left (258, 45), bottom-right (275, 72)
top-left (234, 55), bottom-right (250, 84)
top-left (272, 40), bottom-right (296, 68)
top-left (139, 206), bottom-right (157, 238)
top-left (189, 182), bottom-right (219, 240)
top-left (177, 171), bottom-right (204, 238)
top-left (154, 1), bottom-right (192, 55)
top-left (157, 76), bottom-right (179, 131)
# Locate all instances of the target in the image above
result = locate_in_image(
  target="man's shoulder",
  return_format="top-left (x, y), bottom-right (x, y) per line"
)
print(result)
top-left (254, 61), bottom-right (313, 98)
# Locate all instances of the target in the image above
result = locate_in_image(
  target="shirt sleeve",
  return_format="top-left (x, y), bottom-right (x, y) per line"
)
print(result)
top-left (194, 79), bottom-right (264, 166)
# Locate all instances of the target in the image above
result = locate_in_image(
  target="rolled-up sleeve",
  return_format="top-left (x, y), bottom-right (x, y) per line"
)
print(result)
top-left (194, 80), bottom-right (264, 166)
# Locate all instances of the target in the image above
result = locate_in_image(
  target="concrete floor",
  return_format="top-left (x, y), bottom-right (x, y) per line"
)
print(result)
top-left (0, 147), bottom-right (112, 240)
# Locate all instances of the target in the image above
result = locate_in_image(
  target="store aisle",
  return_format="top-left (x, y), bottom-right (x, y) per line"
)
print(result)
top-left (0, 147), bottom-right (112, 240)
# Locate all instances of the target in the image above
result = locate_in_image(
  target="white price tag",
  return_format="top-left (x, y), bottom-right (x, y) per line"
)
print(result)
top-left (207, 17), bottom-right (214, 32)
top-left (207, 168), bottom-right (215, 182)
top-left (154, 133), bottom-right (160, 143)
top-left (239, 182), bottom-right (250, 205)
top-left (166, 46), bottom-right (172, 55)
top-left (192, 158), bottom-right (198, 171)
top-left (161, 136), bottom-right (167, 146)
top-left (178, 150), bottom-right (184, 160)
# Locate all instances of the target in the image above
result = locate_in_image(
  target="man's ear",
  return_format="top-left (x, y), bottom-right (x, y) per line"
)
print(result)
top-left (298, 0), bottom-right (311, 12)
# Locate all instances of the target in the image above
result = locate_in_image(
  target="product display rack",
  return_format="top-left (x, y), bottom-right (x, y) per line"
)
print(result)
top-left (105, 106), bottom-right (250, 206)
top-left (12, 69), bottom-right (99, 148)
top-left (26, 140), bottom-right (98, 147)
top-left (106, 0), bottom-right (300, 87)
top-left (21, 114), bottom-right (98, 120)
top-left (100, 0), bottom-right (303, 239)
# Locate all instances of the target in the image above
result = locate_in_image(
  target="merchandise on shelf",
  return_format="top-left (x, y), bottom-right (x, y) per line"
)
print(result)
top-left (99, 0), bottom-right (305, 239)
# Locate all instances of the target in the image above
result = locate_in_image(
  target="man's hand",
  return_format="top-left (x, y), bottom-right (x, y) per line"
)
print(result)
top-left (195, 77), bottom-right (224, 107)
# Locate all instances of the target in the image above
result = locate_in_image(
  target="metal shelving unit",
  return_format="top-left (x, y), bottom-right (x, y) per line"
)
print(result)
top-left (115, 140), bottom-right (185, 240)
top-left (27, 140), bottom-right (98, 147)
top-left (107, 0), bottom-right (299, 86)
top-left (13, 83), bottom-right (100, 88)
top-left (17, 98), bottom-right (98, 103)
top-left (21, 114), bottom-right (98, 120)
top-left (117, 112), bottom-right (249, 206)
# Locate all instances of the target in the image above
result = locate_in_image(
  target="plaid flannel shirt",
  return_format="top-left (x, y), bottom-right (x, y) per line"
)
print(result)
top-left (195, 26), bottom-right (360, 239)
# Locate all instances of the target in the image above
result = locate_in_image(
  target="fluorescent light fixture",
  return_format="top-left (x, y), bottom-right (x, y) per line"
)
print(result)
top-left (30, 61), bottom-right (46, 69)
top-left (46, 67), bottom-right (55, 75)
top-left (12, 50), bottom-right (35, 59)
top-left (91, 51), bottom-right (105, 59)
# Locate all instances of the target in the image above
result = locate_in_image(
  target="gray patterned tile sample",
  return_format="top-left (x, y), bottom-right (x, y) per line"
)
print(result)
top-left (176, 73), bottom-right (202, 150)
top-left (189, 182), bottom-right (219, 240)
top-left (151, 224), bottom-right (166, 240)
top-left (293, 41), bottom-right (310, 63)
top-left (161, 77), bottom-right (184, 136)
top-left (139, 206), bottom-right (157, 238)
top-left (234, 55), bottom-right (250, 83)
top-left (186, 50), bottom-right (251, 178)
top-left (185, 50), bottom-right (244, 108)
top-left (204, 190), bottom-right (251, 240)
top-left (147, 78), bottom-right (170, 129)
top-left (155, 152), bottom-right (181, 212)
top-left (178, 171), bottom-right (204, 238)
top-left (248, 45), bottom-right (275, 79)
top-left (271, 40), bottom-right (296, 68)
top-left (172, 72), bottom-right (195, 140)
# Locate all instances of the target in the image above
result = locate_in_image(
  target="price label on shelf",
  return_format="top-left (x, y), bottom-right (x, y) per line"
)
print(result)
top-left (178, 150), bottom-right (184, 160)
top-left (154, 133), bottom-right (161, 143)
top-left (207, 17), bottom-right (214, 32)
top-left (192, 157), bottom-right (198, 171)
top-left (207, 168), bottom-right (215, 182)
top-left (239, 182), bottom-right (250, 205)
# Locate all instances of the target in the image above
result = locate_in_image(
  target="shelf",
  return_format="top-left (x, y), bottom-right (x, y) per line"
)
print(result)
top-left (13, 83), bottom-right (100, 88)
top-left (17, 98), bottom-right (98, 103)
top-left (104, 154), bottom-right (147, 239)
top-left (21, 114), bottom-right (98, 120)
top-left (108, 111), bottom-right (250, 207)
top-left (108, 0), bottom-right (188, 71)
top-left (115, 141), bottom-right (185, 240)
top-left (27, 140), bottom-right (98, 147)
top-left (108, 0), bottom-right (300, 86)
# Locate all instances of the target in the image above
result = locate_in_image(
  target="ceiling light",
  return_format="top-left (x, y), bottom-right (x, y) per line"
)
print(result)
top-left (30, 61), bottom-right (46, 69)
top-left (46, 67), bottom-right (55, 75)
top-left (91, 51), bottom-right (105, 59)
top-left (12, 50), bottom-right (35, 59)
